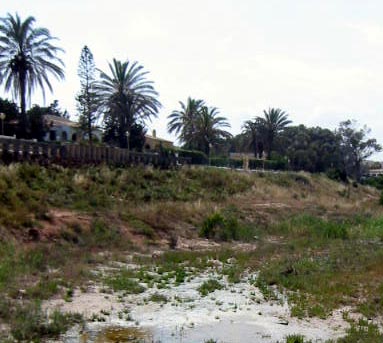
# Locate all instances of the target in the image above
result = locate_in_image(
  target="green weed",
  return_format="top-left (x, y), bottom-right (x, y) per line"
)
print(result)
top-left (148, 293), bottom-right (168, 303)
top-left (285, 334), bottom-right (310, 343)
top-left (198, 279), bottom-right (223, 296)
top-left (104, 270), bottom-right (146, 294)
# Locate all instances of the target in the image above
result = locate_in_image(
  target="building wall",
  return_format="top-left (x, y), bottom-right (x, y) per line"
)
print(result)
top-left (44, 125), bottom-right (77, 142)
top-left (144, 136), bottom-right (173, 150)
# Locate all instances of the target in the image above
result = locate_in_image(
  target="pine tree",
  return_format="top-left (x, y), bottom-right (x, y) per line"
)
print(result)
top-left (76, 45), bottom-right (98, 143)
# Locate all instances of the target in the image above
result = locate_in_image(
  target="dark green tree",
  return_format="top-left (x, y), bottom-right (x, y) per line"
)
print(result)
top-left (27, 105), bottom-right (48, 141)
top-left (96, 58), bottom-right (160, 148)
top-left (242, 117), bottom-right (265, 158)
top-left (276, 125), bottom-right (341, 172)
top-left (337, 120), bottom-right (381, 181)
top-left (0, 13), bottom-right (64, 136)
top-left (0, 97), bottom-right (19, 136)
top-left (76, 45), bottom-right (98, 143)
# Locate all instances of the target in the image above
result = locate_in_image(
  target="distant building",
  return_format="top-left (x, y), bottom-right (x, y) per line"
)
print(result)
top-left (144, 130), bottom-right (174, 150)
top-left (43, 115), bottom-right (102, 143)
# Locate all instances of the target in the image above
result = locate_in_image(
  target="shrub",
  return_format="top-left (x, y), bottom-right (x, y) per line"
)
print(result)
top-left (326, 168), bottom-right (348, 183)
top-left (200, 212), bottom-right (226, 240)
top-left (176, 149), bottom-right (208, 165)
top-left (89, 219), bottom-right (119, 247)
top-left (200, 209), bottom-right (256, 242)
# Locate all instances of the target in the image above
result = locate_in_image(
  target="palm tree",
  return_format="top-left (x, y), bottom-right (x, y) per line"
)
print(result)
top-left (242, 117), bottom-right (265, 158)
top-left (195, 106), bottom-right (232, 155)
top-left (96, 58), bottom-right (160, 148)
top-left (167, 97), bottom-right (205, 149)
top-left (0, 13), bottom-right (64, 136)
top-left (260, 108), bottom-right (291, 158)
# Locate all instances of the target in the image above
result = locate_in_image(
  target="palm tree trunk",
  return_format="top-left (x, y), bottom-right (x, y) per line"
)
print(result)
top-left (19, 71), bottom-right (28, 138)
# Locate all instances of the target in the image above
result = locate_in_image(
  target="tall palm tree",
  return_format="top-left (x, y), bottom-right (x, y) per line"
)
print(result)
top-left (167, 97), bottom-right (205, 149)
top-left (260, 108), bottom-right (291, 158)
top-left (195, 106), bottom-right (232, 155)
top-left (0, 13), bottom-right (64, 136)
top-left (96, 58), bottom-right (160, 148)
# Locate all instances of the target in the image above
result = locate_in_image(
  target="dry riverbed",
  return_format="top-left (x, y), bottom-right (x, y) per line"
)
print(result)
top-left (44, 251), bottom-right (350, 343)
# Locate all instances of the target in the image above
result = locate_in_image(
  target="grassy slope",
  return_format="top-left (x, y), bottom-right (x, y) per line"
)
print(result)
top-left (0, 164), bottom-right (382, 341)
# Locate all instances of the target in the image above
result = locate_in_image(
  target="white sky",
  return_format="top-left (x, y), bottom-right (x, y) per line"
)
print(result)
top-left (1, 0), bottom-right (383, 157)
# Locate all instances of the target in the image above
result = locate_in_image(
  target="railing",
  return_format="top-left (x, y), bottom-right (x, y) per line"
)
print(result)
top-left (0, 138), bottom-right (189, 168)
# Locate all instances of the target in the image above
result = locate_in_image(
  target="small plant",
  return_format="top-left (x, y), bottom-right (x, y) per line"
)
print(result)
top-left (285, 334), bottom-right (308, 343)
top-left (255, 277), bottom-right (278, 301)
top-left (198, 279), bottom-right (223, 296)
top-left (174, 268), bottom-right (186, 284)
top-left (148, 293), bottom-right (168, 303)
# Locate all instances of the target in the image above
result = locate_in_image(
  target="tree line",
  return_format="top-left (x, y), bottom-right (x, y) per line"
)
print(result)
top-left (0, 12), bottom-right (381, 180)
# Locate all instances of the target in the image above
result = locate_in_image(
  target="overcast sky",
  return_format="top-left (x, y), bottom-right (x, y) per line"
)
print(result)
top-left (1, 0), bottom-right (383, 156)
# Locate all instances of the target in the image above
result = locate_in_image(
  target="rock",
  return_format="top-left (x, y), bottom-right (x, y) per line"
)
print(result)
top-left (277, 319), bottom-right (289, 325)
top-left (151, 250), bottom-right (163, 259)
top-left (227, 257), bottom-right (237, 264)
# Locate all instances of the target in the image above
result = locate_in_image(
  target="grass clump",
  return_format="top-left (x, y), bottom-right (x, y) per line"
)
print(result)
top-left (104, 270), bottom-right (145, 294)
top-left (271, 215), bottom-right (348, 240)
top-left (198, 279), bottom-right (223, 296)
top-left (285, 334), bottom-right (311, 343)
top-left (255, 277), bottom-right (278, 301)
top-left (336, 319), bottom-right (383, 342)
top-left (148, 292), bottom-right (168, 303)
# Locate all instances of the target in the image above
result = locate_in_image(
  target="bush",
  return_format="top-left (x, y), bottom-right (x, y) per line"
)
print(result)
top-left (200, 209), bottom-right (256, 242)
top-left (200, 212), bottom-right (226, 240)
top-left (89, 219), bottom-right (120, 247)
top-left (326, 168), bottom-right (348, 183)
top-left (176, 149), bottom-right (208, 165)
